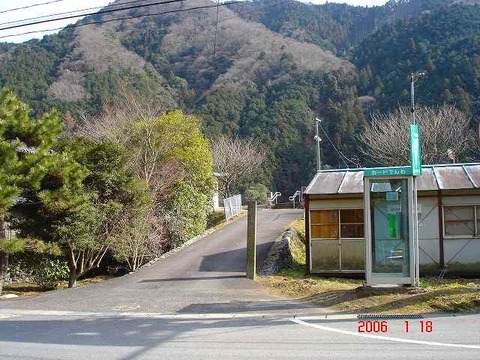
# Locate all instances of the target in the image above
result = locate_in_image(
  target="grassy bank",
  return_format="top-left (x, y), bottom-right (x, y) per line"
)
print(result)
top-left (258, 219), bottom-right (480, 314)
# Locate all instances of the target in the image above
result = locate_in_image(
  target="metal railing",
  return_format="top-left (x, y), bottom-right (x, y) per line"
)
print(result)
top-left (289, 190), bottom-right (301, 209)
top-left (268, 192), bottom-right (281, 205)
top-left (224, 194), bottom-right (242, 220)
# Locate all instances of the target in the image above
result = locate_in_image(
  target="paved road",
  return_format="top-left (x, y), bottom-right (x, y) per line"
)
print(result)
top-left (0, 313), bottom-right (479, 359)
top-left (0, 209), bottom-right (305, 314)
top-left (1, 208), bottom-right (480, 359)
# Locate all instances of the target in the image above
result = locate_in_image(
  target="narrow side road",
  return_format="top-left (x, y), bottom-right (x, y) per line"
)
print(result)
top-left (0, 209), bottom-right (303, 314)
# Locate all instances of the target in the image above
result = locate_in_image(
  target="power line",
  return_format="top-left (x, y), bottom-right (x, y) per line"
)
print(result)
top-left (0, 0), bottom-right (188, 32)
top-left (0, 0), bottom-right (156, 27)
top-left (0, 1), bottom-right (240, 40)
top-left (0, 0), bottom-right (67, 15)
top-left (213, 0), bottom-right (220, 60)
top-left (317, 120), bottom-right (351, 168)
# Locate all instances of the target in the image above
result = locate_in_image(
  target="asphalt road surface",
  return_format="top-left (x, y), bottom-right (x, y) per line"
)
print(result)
top-left (1, 209), bottom-right (480, 359)
top-left (1, 208), bottom-right (304, 314)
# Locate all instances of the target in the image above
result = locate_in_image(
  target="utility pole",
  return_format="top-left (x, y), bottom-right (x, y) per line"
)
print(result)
top-left (410, 71), bottom-right (425, 287)
top-left (314, 117), bottom-right (322, 172)
top-left (246, 201), bottom-right (257, 280)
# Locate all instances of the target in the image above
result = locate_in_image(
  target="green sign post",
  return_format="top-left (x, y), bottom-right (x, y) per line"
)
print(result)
top-left (410, 124), bottom-right (422, 176)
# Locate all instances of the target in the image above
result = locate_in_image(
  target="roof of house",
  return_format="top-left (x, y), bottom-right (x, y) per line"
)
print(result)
top-left (305, 163), bottom-right (480, 195)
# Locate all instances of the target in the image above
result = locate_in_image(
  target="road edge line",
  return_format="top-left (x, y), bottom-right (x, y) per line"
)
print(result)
top-left (290, 318), bottom-right (480, 349)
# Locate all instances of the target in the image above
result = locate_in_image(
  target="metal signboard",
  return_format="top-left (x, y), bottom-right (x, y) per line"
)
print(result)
top-left (364, 167), bottom-right (413, 177)
top-left (410, 124), bottom-right (422, 176)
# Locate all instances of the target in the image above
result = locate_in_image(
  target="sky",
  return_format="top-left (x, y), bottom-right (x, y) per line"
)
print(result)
top-left (0, 0), bottom-right (388, 43)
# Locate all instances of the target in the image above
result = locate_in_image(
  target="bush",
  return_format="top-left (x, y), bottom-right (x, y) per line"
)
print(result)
top-left (207, 211), bottom-right (225, 228)
top-left (2, 238), bottom-right (68, 289)
top-left (244, 184), bottom-right (269, 205)
top-left (10, 255), bottom-right (69, 290)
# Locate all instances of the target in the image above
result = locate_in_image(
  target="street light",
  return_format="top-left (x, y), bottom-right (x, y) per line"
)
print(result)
top-left (314, 117), bottom-right (322, 172)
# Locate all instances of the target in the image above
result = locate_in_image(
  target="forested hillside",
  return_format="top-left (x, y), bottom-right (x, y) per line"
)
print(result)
top-left (0, 0), bottom-right (479, 195)
top-left (0, 0), bottom-right (364, 194)
top-left (354, 4), bottom-right (480, 120)
top-left (229, 0), bottom-right (455, 55)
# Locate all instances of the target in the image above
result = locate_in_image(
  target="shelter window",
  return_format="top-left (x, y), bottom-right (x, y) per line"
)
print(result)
top-left (340, 209), bottom-right (364, 238)
top-left (311, 209), bottom-right (364, 239)
top-left (444, 206), bottom-right (479, 237)
top-left (311, 210), bottom-right (339, 239)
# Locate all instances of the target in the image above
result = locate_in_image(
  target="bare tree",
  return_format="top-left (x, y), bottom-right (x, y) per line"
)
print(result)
top-left (212, 136), bottom-right (266, 198)
top-left (77, 96), bottom-right (181, 269)
top-left (78, 95), bottom-right (181, 205)
top-left (359, 105), bottom-right (477, 166)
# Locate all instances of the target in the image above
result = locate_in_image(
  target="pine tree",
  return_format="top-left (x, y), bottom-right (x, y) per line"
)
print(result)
top-left (0, 89), bottom-right (67, 285)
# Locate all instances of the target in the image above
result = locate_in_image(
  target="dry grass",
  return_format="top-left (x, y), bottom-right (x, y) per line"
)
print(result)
top-left (258, 219), bottom-right (480, 314)
top-left (1, 276), bottom-right (114, 299)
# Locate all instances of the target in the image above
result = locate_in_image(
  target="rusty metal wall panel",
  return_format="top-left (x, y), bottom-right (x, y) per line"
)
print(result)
top-left (341, 239), bottom-right (365, 270)
top-left (433, 167), bottom-right (473, 190)
top-left (417, 168), bottom-right (438, 191)
top-left (338, 171), bottom-right (364, 194)
top-left (307, 172), bottom-right (346, 194)
top-left (311, 240), bottom-right (340, 272)
top-left (465, 165), bottom-right (480, 188)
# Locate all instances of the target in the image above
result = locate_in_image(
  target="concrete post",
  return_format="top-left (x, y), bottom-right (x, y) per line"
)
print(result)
top-left (246, 201), bottom-right (257, 280)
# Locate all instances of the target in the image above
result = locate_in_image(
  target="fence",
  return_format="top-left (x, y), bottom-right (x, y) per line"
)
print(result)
top-left (224, 194), bottom-right (242, 220)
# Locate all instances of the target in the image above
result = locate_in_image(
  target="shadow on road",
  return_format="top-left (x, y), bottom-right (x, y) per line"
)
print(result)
top-left (0, 316), bottom-right (292, 360)
top-left (179, 299), bottom-right (314, 314)
top-left (198, 242), bottom-right (275, 272)
top-left (138, 275), bottom-right (246, 283)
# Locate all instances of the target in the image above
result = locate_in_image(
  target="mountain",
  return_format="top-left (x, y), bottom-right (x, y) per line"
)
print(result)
top-left (0, 0), bottom-right (364, 194)
top-left (228, 0), bottom-right (456, 56)
top-left (0, 0), bottom-right (479, 194)
top-left (354, 3), bottom-right (480, 119)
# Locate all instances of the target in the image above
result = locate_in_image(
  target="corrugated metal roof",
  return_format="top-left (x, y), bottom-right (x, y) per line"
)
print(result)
top-left (306, 171), bottom-right (346, 194)
top-left (433, 166), bottom-right (474, 190)
top-left (305, 163), bottom-right (480, 195)
top-left (338, 171), bottom-right (364, 194)
top-left (465, 165), bottom-right (480, 187)
top-left (416, 168), bottom-right (438, 191)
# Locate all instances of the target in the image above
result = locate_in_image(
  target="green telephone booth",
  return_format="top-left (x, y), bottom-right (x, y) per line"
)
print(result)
top-left (364, 169), bottom-right (415, 286)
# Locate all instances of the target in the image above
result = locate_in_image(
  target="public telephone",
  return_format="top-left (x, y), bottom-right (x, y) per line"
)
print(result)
top-left (364, 176), bottom-right (415, 286)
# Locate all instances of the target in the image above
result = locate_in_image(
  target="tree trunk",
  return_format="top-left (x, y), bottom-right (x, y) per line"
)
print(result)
top-left (68, 270), bottom-right (77, 288)
top-left (0, 215), bottom-right (7, 292)
top-left (66, 247), bottom-right (78, 288)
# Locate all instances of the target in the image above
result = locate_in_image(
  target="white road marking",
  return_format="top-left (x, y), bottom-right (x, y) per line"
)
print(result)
top-left (0, 315), bottom-right (15, 319)
top-left (291, 318), bottom-right (480, 350)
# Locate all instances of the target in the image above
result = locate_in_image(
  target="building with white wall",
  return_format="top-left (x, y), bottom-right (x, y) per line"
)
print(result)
top-left (304, 163), bottom-right (480, 276)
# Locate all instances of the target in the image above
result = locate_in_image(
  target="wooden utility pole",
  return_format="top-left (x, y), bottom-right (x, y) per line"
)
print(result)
top-left (246, 201), bottom-right (257, 280)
